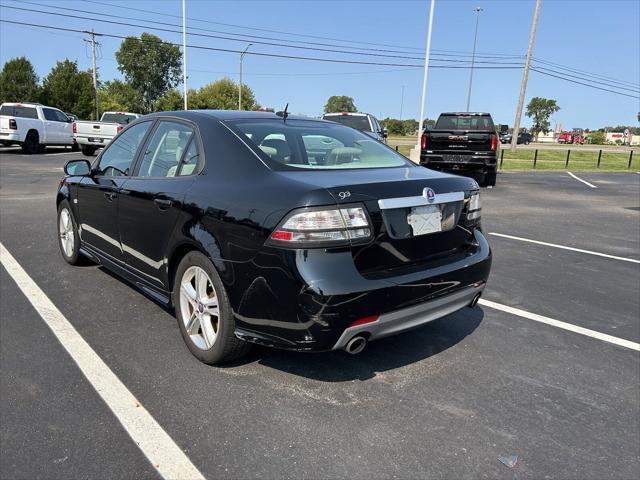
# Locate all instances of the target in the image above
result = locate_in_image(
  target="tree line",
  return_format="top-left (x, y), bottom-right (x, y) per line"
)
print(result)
top-left (0, 32), bottom-right (259, 120)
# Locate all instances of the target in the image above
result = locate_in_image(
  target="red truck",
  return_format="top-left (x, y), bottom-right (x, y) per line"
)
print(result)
top-left (558, 130), bottom-right (585, 145)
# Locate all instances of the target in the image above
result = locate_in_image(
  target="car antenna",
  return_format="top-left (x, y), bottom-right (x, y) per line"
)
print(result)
top-left (276, 103), bottom-right (289, 122)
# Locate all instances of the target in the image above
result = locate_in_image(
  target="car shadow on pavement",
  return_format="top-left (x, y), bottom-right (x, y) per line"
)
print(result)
top-left (250, 307), bottom-right (483, 382)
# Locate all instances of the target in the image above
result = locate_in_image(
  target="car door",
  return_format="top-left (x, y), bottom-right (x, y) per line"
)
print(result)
top-left (117, 119), bottom-right (201, 288)
top-left (53, 108), bottom-right (73, 144)
top-left (41, 107), bottom-right (62, 143)
top-left (76, 120), bottom-right (154, 262)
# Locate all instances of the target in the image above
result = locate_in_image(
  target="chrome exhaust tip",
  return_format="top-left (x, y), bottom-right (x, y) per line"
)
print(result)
top-left (469, 293), bottom-right (482, 308)
top-left (345, 335), bottom-right (367, 355)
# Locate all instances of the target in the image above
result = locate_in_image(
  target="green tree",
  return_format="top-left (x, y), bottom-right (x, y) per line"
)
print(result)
top-left (115, 32), bottom-right (182, 112)
top-left (0, 57), bottom-right (40, 104)
top-left (41, 60), bottom-right (94, 119)
top-left (402, 119), bottom-right (419, 135)
top-left (324, 95), bottom-right (357, 113)
top-left (380, 118), bottom-right (404, 135)
top-left (98, 80), bottom-right (144, 114)
top-left (525, 97), bottom-right (560, 140)
top-left (191, 78), bottom-right (257, 110)
top-left (155, 89), bottom-right (184, 111)
top-left (588, 132), bottom-right (606, 144)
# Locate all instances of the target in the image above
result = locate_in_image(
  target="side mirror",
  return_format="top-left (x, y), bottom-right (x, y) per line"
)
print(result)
top-left (381, 127), bottom-right (388, 138)
top-left (64, 159), bottom-right (91, 176)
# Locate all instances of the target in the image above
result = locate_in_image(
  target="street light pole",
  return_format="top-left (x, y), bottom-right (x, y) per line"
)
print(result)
top-left (466, 6), bottom-right (483, 112)
top-left (416, 0), bottom-right (436, 156)
top-left (400, 85), bottom-right (405, 121)
top-left (239, 43), bottom-right (252, 110)
top-left (182, 0), bottom-right (188, 110)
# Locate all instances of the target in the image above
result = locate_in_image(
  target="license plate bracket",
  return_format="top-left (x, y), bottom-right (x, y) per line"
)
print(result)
top-left (407, 205), bottom-right (442, 236)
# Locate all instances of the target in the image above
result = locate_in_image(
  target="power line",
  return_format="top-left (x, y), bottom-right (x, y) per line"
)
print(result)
top-left (0, 19), bottom-right (524, 69)
top-left (532, 57), bottom-right (639, 89)
top-left (0, 3), bottom-right (524, 65)
top-left (532, 66), bottom-right (639, 94)
top-left (530, 68), bottom-right (640, 99)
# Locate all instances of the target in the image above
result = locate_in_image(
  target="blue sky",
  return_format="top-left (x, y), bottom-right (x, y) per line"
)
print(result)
top-left (1, 0), bottom-right (638, 129)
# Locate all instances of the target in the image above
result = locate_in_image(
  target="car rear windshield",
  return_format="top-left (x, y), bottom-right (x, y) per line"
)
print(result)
top-left (101, 113), bottom-right (138, 125)
top-left (435, 115), bottom-right (494, 131)
top-left (229, 119), bottom-right (411, 171)
top-left (323, 114), bottom-right (372, 132)
top-left (0, 105), bottom-right (38, 119)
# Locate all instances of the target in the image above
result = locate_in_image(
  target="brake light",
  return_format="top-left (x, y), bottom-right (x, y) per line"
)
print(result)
top-left (341, 112), bottom-right (349, 116)
top-left (421, 132), bottom-right (427, 150)
top-left (268, 206), bottom-right (372, 247)
top-left (116, 125), bottom-right (124, 133)
top-left (490, 134), bottom-right (497, 151)
top-left (349, 315), bottom-right (379, 327)
top-left (9, 119), bottom-right (17, 130)
top-left (72, 122), bottom-right (77, 134)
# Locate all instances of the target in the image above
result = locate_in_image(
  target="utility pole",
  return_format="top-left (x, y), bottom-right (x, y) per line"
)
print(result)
top-left (511, 0), bottom-right (541, 152)
top-left (239, 43), bottom-right (252, 110)
top-left (400, 85), bottom-right (405, 121)
top-left (83, 30), bottom-right (101, 120)
top-left (413, 0), bottom-right (436, 162)
top-left (466, 6), bottom-right (483, 112)
top-left (182, 0), bottom-right (188, 109)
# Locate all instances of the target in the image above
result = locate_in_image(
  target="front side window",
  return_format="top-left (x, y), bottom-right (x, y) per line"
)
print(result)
top-left (43, 108), bottom-right (58, 121)
top-left (229, 119), bottom-right (411, 171)
top-left (54, 110), bottom-right (70, 123)
top-left (136, 121), bottom-right (194, 178)
top-left (97, 121), bottom-right (151, 177)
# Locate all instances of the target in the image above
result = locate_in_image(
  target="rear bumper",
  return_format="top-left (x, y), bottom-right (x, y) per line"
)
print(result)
top-left (421, 152), bottom-right (497, 173)
top-left (0, 132), bottom-right (23, 143)
top-left (231, 228), bottom-right (491, 351)
top-left (75, 136), bottom-right (110, 147)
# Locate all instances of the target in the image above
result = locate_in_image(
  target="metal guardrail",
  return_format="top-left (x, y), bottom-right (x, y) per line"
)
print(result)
top-left (499, 149), bottom-right (636, 170)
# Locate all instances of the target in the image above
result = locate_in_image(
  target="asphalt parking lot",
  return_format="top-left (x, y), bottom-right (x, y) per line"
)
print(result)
top-left (1, 146), bottom-right (639, 479)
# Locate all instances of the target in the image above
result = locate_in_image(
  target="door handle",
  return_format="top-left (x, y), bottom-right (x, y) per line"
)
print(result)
top-left (154, 198), bottom-right (172, 210)
top-left (104, 192), bottom-right (117, 202)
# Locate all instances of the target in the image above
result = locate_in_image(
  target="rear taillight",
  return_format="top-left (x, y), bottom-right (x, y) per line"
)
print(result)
top-left (349, 315), bottom-right (379, 327)
top-left (421, 132), bottom-right (427, 150)
top-left (116, 125), bottom-right (124, 133)
top-left (490, 134), bottom-right (497, 151)
top-left (268, 205), bottom-right (372, 248)
top-left (72, 122), bottom-right (77, 134)
top-left (9, 119), bottom-right (17, 130)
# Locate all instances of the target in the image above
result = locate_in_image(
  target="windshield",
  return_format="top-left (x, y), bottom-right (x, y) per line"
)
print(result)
top-left (101, 113), bottom-right (138, 125)
top-left (323, 114), bottom-right (372, 132)
top-left (229, 119), bottom-right (411, 171)
top-left (435, 115), bottom-right (494, 131)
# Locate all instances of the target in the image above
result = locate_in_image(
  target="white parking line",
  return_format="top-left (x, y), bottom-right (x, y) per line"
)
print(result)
top-left (567, 171), bottom-right (597, 188)
top-left (479, 299), bottom-right (640, 351)
top-left (489, 232), bottom-right (640, 264)
top-left (0, 243), bottom-right (205, 480)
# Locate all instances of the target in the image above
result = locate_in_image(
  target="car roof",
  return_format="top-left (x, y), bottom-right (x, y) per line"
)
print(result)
top-left (1, 102), bottom-right (44, 107)
top-left (440, 112), bottom-right (492, 116)
top-left (146, 109), bottom-right (333, 123)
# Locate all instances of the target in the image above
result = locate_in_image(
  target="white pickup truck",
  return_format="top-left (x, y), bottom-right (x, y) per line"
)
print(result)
top-left (0, 102), bottom-right (76, 154)
top-left (73, 111), bottom-right (142, 156)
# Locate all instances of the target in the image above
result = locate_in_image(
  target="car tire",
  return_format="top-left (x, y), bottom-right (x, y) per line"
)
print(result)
top-left (483, 170), bottom-right (497, 187)
top-left (21, 131), bottom-right (40, 154)
top-left (71, 141), bottom-right (80, 152)
top-left (81, 145), bottom-right (96, 156)
top-left (173, 251), bottom-right (251, 365)
top-left (57, 200), bottom-right (83, 265)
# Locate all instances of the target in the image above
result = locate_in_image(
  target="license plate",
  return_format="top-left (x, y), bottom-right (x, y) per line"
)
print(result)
top-left (88, 138), bottom-right (103, 143)
top-left (407, 205), bottom-right (442, 236)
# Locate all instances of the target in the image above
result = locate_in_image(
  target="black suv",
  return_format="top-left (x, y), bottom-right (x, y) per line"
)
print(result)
top-left (420, 112), bottom-right (499, 186)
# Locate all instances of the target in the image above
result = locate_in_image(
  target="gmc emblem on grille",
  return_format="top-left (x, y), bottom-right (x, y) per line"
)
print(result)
top-left (423, 188), bottom-right (436, 203)
top-left (448, 135), bottom-right (468, 140)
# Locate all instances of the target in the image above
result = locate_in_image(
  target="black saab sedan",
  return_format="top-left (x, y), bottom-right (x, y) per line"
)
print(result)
top-left (57, 110), bottom-right (491, 364)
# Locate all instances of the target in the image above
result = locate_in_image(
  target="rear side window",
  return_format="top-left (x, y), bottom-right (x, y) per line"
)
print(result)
top-left (136, 121), bottom-right (194, 177)
top-left (177, 139), bottom-right (201, 176)
top-left (435, 115), bottom-right (494, 131)
top-left (323, 115), bottom-right (372, 132)
top-left (0, 105), bottom-right (15, 116)
top-left (14, 106), bottom-right (38, 119)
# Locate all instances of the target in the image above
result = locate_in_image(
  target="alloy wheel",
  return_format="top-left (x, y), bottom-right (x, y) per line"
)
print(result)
top-left (179, 266), bottom-right (220, 350)
top-left (59, 208), bottom-right (75, 257)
